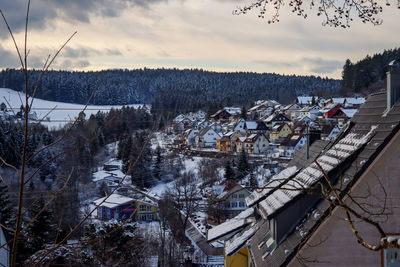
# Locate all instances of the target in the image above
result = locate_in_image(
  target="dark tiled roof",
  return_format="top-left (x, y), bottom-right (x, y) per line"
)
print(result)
top-left (257, 90), bottom-right (400, 266)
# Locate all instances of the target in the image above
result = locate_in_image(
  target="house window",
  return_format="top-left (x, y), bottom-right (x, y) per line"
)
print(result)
top-left (239, 194), bottom-right (245, 198)
top-left (232, 194), bottom-right (237, 199)
top-left (140, 214), bottom-right (147, 221)
top-left (232, 202), bottom-right (238, 208)
top-left (147, 214), bottom-right (154, 221)
top-left (140, 205), bottom-right (147, 211)
top-left (383, 235), bottom-right (400, 266)
top-left (147, 205), bottom-right (152, 211)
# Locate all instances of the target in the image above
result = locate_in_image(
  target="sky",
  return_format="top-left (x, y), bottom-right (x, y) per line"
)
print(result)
top-left (0, 0), bottom-right (399, 79)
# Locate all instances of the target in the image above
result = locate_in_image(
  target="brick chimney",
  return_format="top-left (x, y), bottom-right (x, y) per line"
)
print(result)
top-left (387, 59), bottom-right (400, 110)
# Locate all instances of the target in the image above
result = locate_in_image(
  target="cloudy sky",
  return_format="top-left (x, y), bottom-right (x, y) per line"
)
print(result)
top-left (0, 0), bottom-right (399, 78)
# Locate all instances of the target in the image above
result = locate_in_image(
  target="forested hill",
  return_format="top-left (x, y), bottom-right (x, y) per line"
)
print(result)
top-left (0, 68), bottom-right (339, 107)
top-left (341, 48), bottom-right (400, 93)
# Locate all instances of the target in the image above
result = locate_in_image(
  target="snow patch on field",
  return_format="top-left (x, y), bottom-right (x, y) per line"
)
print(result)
top-left (0, 88), bottom-right (147, 128)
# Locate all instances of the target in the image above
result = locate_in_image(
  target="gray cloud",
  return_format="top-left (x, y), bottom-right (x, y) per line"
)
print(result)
top-left (63, 46), bottom-right (122, 58)
top-left (0, 45), bottom-right (19, 67)
top-left (302, 57), bottom-right (342, 74)
top-left (253, 57), bottom-right (342, 74)
top-left (0, 0), bottom-right (167, 36)
top-left (59, 59), bottom-right (90, 69)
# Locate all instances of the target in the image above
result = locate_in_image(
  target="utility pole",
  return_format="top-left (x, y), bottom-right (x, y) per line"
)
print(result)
top-left (306, 122), bottom-right (310, 160)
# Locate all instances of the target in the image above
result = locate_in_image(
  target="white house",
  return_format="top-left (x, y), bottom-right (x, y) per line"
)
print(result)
top-left (234, 118), bottom-right (246, 134)
top-left (184, 128), bottom-right (199, 147)
top-left (243, 133), bottom-right (270, 154)
top-left (0, 225), bottom-right (10, 267)
top-left (279, 134), bottom-right (307, 158)
top-left (299, 105), bottom-right (320, 120)
top-left (195, 126), bottom-right (221, 148)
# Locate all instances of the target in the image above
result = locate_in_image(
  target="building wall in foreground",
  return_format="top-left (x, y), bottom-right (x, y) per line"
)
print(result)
top-left (288, 129), bottom-right (400, 267)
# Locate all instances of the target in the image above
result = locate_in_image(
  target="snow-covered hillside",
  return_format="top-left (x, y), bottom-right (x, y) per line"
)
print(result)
top-left (0, 88), bottom-right (148, 128)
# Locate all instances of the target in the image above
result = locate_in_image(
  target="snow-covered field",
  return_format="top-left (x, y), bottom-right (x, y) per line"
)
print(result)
top-left (0, 88), bottom-right (148, 128)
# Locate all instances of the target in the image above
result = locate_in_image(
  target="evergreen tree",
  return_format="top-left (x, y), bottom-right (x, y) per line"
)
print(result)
top-left (249, 172), bottom-right (257, 188)
top-left (342, 59), bottom-right (353, 90)
top-left (236, 149), bottom-right (250, 181)
top-left (27, 197), bottom-right (55, 253)
top-left (0, 181), bottom-right (15, 231)
top-left (241, 105), bottom-right (247, 119)
top-left (121, 135), bottom-right (133, 174)
top-left (153, 146), bottom-right (163, 180)
top-left (130, 132), bottom-right (152, 188)
top-left (224, 160), bottom-right (235, 180)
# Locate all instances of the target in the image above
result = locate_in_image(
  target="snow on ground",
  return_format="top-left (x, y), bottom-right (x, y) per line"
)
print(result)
top-left (146, 181), bottom-right (176, 199)
top-left (151, 131), bottom-right (172, 150)
top-left (181, 156), bottom-right (203, 176)
top-left (92, 168), bottom-right (126, 182)
top-left (0, 88), bottom-right (148, 128)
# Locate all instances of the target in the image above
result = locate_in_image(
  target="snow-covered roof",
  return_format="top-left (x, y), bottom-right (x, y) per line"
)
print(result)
top-left (237, 137), bottom-right (247, 143)
top-left (258, 126), bottom-right (378, 218)
top-left (245, 121), bottom-right (258, 130)
top-left (331, 97), bottom-right (365, 105)
top-left (246, 166), bottom-right (298, 207)
top-left (346, 97), bottom-right (365, 105)
top-left (341, 108), bottom-right (358, 118)
top-left (224, 107), bottom-right (241, 115)
top-left (225, 223), bottom-right (259, 256)
top-left (93, 194), bottom-right (134, 209)
top-left (207, 208), bottom-right (254, 242)
top-left (297, 96), bottom-right (315, 105)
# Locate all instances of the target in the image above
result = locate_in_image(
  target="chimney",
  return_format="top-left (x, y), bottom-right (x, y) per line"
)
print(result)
top-left (387, 59), bottom-right (400, 110)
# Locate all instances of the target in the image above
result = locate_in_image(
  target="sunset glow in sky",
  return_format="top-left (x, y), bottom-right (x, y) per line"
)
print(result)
top-left (0, 0), bottom-right (399, 78)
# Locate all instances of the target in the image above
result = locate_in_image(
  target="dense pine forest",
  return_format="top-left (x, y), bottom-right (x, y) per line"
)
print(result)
top-left (0, 68), bottom-right (339, 108)
top-left (341, 48), bottom-right (400, 93)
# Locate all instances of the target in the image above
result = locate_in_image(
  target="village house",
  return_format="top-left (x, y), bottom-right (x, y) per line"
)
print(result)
top-left (323, 97), bottom-right (365, 108)
top-left (134, 200), bottom-right (158, 222)
top-left (320, 123), bottom-right (340, 141)
top-left (244, 120), bottom-right (268, 135)
top-left (183, 128), bottom-right (199, 147)
top-left (283, 103), bottom-right (302, 120)
top-left (210, 107), bottom-right (241, 122)
top-left (216, 131), bottom-right (242, 152)
top-left (94, 194), bottom-right (136, 221)
top-left (320, 103), bottom-right (343, 118)
top-left (296, 96), bottom-right (319, 106)
top-left (278, 134), bottom-right (307, 158)
top-left (235, 137), bottom-right (247, 153)
top-left (299, 105), bottom-right (320, 120)
top-left (243, 133), bottom-right (269, 154)
top-left (269, 123), bottom-right (292, 143)
top-left (264, 113), bottom-right (291, 127)
top-left (213, 180), bottom-right (251, 220)
top-left (195, 126), bottom-right (221, 148)
top-left (93, 194), bottom-right (158, 222)
top-left (206, 61), bottom-right (400, 267)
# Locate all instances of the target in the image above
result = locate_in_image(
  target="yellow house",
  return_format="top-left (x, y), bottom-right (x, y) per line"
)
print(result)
top-left (269, 123), bottom-right (292, 141)
top-left (207, 208), bottom-right (255, 267)
top-left (225, 246), bottom-right (251, 267)
top-left (134, 201), bottom-right (158, 222)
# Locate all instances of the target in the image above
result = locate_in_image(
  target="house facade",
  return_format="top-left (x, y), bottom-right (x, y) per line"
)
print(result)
top-left (0, 225), bottom-right (9, 267)
top-left (269, 123), bottom-right (292, 142)
top-left (243, 134), bottom-right (269, 154)
top-left (216, 180), bottom-right (250, 219)
top-left (94, 194), bottom-right (157, 222)
top-left (134, 201), bottom-right (158, 222)
top-left (195, 126), bottom-right (221, 148)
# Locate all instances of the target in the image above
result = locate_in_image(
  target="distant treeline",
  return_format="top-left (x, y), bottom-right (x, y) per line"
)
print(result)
top-left (0, 68), bottom-right (339, 116)
top-left (341, 48), bottom-right (400, 93)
